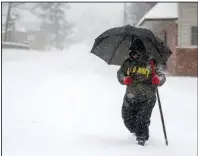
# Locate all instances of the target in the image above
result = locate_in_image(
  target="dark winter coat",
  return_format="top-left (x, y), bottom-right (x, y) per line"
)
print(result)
top-left (117, 57), bottom-right (166, 102)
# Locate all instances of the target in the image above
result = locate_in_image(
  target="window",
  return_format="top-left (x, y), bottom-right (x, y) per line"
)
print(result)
top-left (191, 26), bottom-right (198, 46)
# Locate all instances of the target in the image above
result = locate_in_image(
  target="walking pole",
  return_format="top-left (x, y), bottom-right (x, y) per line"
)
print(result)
top-left (150, 60), bottom-right (168, 146)
top-left (156, 87), bottom-right (168, 146)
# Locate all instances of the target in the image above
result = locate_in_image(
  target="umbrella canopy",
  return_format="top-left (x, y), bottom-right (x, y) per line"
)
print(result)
top-left (90, 25), bottom-right (172, 66)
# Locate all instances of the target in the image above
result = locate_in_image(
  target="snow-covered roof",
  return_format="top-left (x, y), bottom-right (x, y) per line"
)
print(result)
top-left (137, 3), bottom-right (178, 26)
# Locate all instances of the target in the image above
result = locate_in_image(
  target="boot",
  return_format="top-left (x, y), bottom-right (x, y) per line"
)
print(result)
top-left (136, 136), bottom-right (147, 146)
top-left (137, 139), bottom-right (145, 146)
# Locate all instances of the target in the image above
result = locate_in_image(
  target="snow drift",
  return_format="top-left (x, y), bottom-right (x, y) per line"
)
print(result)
top-left (2, 44), bottom-right (197, 156)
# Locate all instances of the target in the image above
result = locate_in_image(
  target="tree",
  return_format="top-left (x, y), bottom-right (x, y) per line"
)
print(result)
top-left (32, 3), bottom-right (72, 50)
top-left (4, 3), bottom-right (11, 41)
top-left (3, 2), bottom-right (28, 41)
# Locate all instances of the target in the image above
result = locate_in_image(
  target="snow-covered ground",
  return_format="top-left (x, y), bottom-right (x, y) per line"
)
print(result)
top-left (2, 44), bottom-right (197, 156)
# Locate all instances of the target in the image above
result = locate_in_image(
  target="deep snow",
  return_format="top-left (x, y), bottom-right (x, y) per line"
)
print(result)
top-left (2, 44), bottom-right (197, 156)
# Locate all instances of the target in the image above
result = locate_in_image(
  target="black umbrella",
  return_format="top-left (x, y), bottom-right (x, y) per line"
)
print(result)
top-left (90, 25), bottom-right (172, 66)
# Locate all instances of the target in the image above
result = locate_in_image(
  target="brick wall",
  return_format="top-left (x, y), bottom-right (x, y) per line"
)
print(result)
top-left (155, 22), bottom-right (178, 75)
top-left (175, 48), bottom-right (198, 76)
top-left (154, 22), bottom-right (198, 76)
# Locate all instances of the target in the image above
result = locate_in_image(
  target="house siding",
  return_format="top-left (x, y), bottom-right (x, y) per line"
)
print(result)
top-left (178, 3), bottom-right (198, 47)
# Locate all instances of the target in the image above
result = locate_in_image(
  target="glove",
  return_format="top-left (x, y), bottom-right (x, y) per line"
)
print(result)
top-left (152, 75), bottom-right (160, 85)
top-left (123, 76), bottom-right (133, 85)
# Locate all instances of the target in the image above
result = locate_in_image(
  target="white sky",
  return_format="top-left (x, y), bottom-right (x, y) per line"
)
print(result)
top-left (67, 3), bottom-right (125, 40)
top-left (2, 3), bottom-right (125, 41)
top-left (67, 3), bottom-right (124, 22)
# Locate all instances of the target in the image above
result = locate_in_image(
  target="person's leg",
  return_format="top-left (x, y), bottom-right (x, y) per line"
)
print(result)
top-left (135, 97), bottom-right (156, 142)
top-left (121, 95), bottom-right (138, 134)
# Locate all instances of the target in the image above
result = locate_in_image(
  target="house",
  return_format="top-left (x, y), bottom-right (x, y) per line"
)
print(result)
top-left (176, 3), bottom-right (198, 76)
top-left (2, 28), bottom-right (48, 51)
top-left (26, 30), bottom-right (49, 51)
top-left (136, 3), bottom-right (197, 76)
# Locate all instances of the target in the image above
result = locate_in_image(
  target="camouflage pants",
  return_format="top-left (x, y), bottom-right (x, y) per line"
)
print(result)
top-left (122, 94), bottom-right (156, 140)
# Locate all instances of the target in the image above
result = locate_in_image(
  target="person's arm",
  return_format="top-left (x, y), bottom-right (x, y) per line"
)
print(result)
top-left (152, 63), bottom-right (166, 86)
top-left (117, 59), bottom-right (131, 85)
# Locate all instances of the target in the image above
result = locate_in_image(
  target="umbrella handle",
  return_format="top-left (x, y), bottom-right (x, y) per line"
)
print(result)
top-left (150, 60), bottom-right (156, 77)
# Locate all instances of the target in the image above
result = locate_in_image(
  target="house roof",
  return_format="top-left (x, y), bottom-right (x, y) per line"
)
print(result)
top-left (137, 3), bottom-right (178, 26)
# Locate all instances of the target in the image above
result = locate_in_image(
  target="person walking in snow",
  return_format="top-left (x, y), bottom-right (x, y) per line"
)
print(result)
top-left (117, 39), bottom-right (166, 146)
